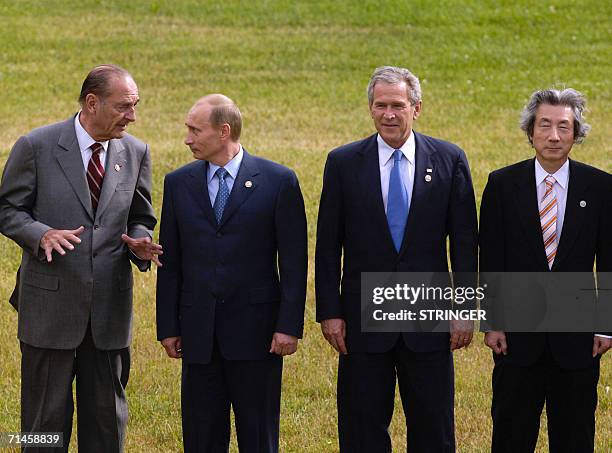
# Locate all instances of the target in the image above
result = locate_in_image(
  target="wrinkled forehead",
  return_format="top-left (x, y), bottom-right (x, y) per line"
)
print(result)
top-left (535, 103), bottom-right (573, 123)
top-left (107, 76), bottom-right (139, 99)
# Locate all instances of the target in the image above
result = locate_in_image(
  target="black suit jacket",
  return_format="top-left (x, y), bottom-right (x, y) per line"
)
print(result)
top-left (315, 132), bottom-right (478, 353)
top-left (156, 150), bottom-right (308, 364)
top-left (479, 158), bottom-right (612, 368)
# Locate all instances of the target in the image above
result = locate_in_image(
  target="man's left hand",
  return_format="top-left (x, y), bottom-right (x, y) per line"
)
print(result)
top-left (592, 336), bottom-right (612, 357)
top-left (269, 332), bottom-right (298, 356)
top-left (121, 234), bottom-right (163, 266)
top-left (449, 319), bottom-right (474, 351)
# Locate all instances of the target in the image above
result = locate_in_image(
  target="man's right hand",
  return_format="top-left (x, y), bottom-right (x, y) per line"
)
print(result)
top-left (321, 318), bottom-right (347, 354)
top-left (484, 331), bottom-right (508, 355)
top-left (161, 336), bottom-right (183, 359)
top-left (40, 226), bottom-right (85, 262)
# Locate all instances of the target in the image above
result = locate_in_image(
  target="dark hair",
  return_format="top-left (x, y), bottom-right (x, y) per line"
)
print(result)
top-left (78, 64), bottom-right (132, 105)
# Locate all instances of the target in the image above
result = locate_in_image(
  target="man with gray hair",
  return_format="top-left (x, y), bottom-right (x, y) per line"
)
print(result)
top-left (316, 66), bottom-right (478, 451)
top-left (0, 64), bottom-right (160, 451)
top-left (480, 88), bottom-right (611, 452)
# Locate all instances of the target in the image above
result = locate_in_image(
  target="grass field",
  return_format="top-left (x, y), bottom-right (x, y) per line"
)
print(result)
top-left (0, 1), bottom-right (610, 451)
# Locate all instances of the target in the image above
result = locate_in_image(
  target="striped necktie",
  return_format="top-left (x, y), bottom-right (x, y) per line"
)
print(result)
top-left (540, 175), bottom-right (557, 269)
top-left (87, 142), bottom-right (105, 213)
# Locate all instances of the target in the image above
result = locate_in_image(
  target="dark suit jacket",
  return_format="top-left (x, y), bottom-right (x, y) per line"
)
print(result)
top-left (479, 158), bottom-right (612, 369)
top-left (315, 132), bottom-right (478, 353)
top-left (156, 150), bottom-right (308, 364)
top-left (0, 116), bottom-right (156, 350)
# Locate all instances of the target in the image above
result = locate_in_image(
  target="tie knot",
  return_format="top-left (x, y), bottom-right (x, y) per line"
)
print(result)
top-left (393, 149), bottom-right (403, 163)
top-left (215, 167), bottom-right (228, 181)
top-left (545, 175), bottom-right (556, 187)
top-left (91, 142), bottom-right (103, 155)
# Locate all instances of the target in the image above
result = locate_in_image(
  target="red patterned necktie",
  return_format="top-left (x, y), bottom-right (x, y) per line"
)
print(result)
top-left (87, 142), bottom-right (105, 213)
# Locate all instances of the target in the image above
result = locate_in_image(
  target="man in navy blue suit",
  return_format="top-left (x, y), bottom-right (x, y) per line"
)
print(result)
top-left (156, 94), bottom-right (307, 453)
top-left (315, 66), bottom-right (478, 452)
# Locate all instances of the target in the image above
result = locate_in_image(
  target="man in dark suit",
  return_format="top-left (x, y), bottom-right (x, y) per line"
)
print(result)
top-left (315, 66), bottom-right (478, 452)
top-left (480, 88), bottom-right (611, 452)
top-left (0, 65), bottom-right (160, 452)
top-left (156, 94), bottom-right (307, 453)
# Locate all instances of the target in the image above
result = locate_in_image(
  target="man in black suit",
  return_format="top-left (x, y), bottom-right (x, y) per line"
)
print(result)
top-left (480, 88), bottom-right (611, 452)
top-left (315, 66), bottom-right (478, 452)
top-left (156, 94), bottom-right (307, 453)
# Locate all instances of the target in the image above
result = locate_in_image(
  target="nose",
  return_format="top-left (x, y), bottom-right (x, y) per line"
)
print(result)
top-left (125, 107), bottom-right (136, 122)
top-left (549, 127), bottom-right (560, 141)
top-left (383, 107), bottom-right (395, 119)
top-left (184, 135), bottom-right (192, 146)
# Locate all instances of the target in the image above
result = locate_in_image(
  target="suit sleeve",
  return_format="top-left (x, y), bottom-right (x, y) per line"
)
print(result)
top-left (274, 170), bottom-right (308, 338)
top-left (595, 174), bottom-right (612, 335)
top-left (156, 176), bottom-right (182, 340)
top-left (315, 154), bottom-right (344, 321)
top-left (478, 172), bottom-right (504, 330)
top-left (0, 135), bottom-right (52, 257)
top-left (126, 145), bottom-right (157, 272)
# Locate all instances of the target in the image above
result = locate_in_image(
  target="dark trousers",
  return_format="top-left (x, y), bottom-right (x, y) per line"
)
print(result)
top-left (20, 325), bottom-right (130, 453)
top-left (181, 341), bottom-right (283, 453)
top-left (491, 342), bottom-right (599, 453)
top-left (337, 339), bottom-right (455, 453)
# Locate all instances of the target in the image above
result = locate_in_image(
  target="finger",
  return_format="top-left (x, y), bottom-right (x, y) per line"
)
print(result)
top-left (152, 256), bottom-right (163, 267)
top-left (65, 233), bottom-right (82, 244)
top-left (592, 340), bottom-right (599, 358)
top-left (58, 238), bottom-right (75, 250)
top-left (121, 234), bottom-right (135, 244)
top-left (70, 226), bottom-right (85, 236)
top-left (450, 334), bottom-right (460, 350)
top-left (52, 243), bottom-right (66, 255)
top-left (500, 338), bottom-right (508, 355)
top-left (45, 246), bottom-right (53, 263)
top-left (269, 338), bottom-right (277, 354)
top-left (336, 335), bottom-right (348, 355)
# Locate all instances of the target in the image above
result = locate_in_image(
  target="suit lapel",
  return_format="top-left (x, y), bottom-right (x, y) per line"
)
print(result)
top-left (400, 132), bottom-right (434, 256)
top-left (187, 160), bottom-right (217, 227)
top-left (357, 135), bottom-right (396, 252)
top-left (553, 160), bottom-right (589, 269)
top-left (55, 118), bottom-right (94, 220)
top-left (218, 150), bottom-right (259, 228)
top-left (95, 139), bottom-right (124, 219)
top-left (513, 159), bottom-right (549, 269)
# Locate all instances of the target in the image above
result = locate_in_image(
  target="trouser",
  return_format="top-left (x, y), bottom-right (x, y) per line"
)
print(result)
top-left (20, 324), bottom-right (130, 453)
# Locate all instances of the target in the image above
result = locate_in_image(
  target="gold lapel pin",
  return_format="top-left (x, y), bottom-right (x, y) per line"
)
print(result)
top-left (114, 164), bottom-right (121, 172)
top-left (425, 175), bottom-right (432, 182)
top-left (579, 200), bottom-right (586, 208)
top-left (245, 180), bottom-right (253, 188)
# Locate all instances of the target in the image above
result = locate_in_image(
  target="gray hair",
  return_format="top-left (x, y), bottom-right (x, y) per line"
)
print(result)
top-left (367, 66), bottom-right (422, 106)
top-left (519, 88), bottom-right (591, 145)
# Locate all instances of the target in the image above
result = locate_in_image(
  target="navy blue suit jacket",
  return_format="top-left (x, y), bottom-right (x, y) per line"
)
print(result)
top-left (315, 132), bottom-right (478, 353)
top-left (156, 150), bottom-right (308, 364)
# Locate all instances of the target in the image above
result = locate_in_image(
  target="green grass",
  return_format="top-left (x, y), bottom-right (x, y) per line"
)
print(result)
top-left (0, 1), bottom-right (610, 451)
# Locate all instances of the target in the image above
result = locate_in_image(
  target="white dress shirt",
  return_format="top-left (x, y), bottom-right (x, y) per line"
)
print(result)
top-left (74, 113), bottom-right (109, 170)
top-left (378, 132), bottom-right (415, 213)
top-left (207, 146), bottom-right (244, 205)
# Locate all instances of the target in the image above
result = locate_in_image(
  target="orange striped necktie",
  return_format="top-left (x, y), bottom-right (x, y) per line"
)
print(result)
top-left (87, 142), bottom-right (105, 213)
top-left (539, 175), bottom-right (557, 269)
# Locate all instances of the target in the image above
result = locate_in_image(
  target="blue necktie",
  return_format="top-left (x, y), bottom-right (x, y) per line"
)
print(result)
top-left (387, 149), bottom-right (409, 252)
top-left (213, 167), bottom-right (230, 224)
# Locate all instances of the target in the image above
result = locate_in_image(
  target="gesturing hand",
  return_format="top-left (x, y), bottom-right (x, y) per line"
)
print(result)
top-left (40, 226), bottom-right (85, 262)
top-left (121, 234), bottom-right (163, 266)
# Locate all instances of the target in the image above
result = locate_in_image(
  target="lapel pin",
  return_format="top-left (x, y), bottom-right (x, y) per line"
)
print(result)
top-left (579, 200), bottom-right (586, 208)
top-left (245, 180), bottom-right (253, 188)
top-left (425, 175), bottom-right (432, 182)
top-left (114, 163), bottom-right (121, 172)
top-left (426, 168), bottom-right (433, 173)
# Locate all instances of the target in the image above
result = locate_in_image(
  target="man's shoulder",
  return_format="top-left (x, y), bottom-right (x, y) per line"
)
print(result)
top-left (117, 132), bottom-right (147, 153)
top-left (165, 160), bottom-right (203, 181)
top-left (24, 117), bottom-right (73, 144)
top-left (327, 134), bottom-right (376, 161)
top-left (415, 132), bottom-right (464, 157)
top-left (245, 151), bottom-right (297, 179)
top-left (570, 159), bottom-right (611, 183)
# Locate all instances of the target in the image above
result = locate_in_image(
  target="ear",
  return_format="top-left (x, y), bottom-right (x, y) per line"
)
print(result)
top-left (84, 93), bottom-right (99, 114)
top-left (412, 101), bottom-right (422, 120)
top-left (219, 123), bottom-right (231, 141)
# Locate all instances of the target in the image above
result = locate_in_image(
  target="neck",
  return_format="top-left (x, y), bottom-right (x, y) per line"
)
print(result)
top-left (536, 155), bottom-right (566, 174)
top-left (211, 142), bottom-right (241, 167)
top-left (79, 112), bottom-right (104, 142)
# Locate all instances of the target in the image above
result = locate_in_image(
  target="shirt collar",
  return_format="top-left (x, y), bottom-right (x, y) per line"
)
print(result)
top-left (208, 146), bottom-right (244, 183)
top-left (74, 112), bottom-right (109, 153)
top-left (377, 132), bottom-right (415, 167)
top-left (534, 158), bottom-right (569, 189)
